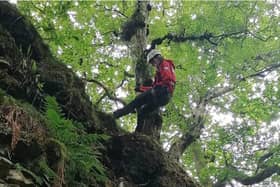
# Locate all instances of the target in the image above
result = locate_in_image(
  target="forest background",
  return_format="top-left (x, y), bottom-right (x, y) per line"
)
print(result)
top-left (5, 1), bottom-right (280, 187)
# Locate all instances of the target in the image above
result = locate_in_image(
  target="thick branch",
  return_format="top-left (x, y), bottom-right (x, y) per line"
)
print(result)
top-left (168, 121), bottom-right (204, 161)
top-left (150, 26), bottom-right (278, 49)
top-left (168, 98), bottom-right (206, 160)
top-left (215, 165), bottom-right (280, 187)
top-left (150, 30), bottom-right (248, 48)
top-left (235, 165), bottom-right (280, 185)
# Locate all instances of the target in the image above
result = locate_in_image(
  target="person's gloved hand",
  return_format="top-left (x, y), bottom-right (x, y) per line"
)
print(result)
top-left (134, 86), bottom-right (141, 92)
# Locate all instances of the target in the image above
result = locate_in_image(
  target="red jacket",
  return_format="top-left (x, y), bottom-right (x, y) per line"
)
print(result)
top-left (140, 59), bottom-right (176, 94)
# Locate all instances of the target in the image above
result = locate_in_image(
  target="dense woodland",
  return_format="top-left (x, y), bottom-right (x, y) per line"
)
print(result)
top-left (0, 1), bottom-right (280, 187)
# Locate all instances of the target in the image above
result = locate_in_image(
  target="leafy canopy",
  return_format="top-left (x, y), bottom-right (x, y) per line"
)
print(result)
top-left (18, 1), bottom-right (280, 186)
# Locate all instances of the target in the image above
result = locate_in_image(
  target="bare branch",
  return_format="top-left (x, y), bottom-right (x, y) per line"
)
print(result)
top-left (94, 4), bottom-right (128, 18)
top-left (206, 86), bottom-right (235, 101)
top-left (150, 30), bottom-right (248, 48)
top-left (95, 93), bottom-right (107, 106)
top-left (30, 2), bottom-right (45, 14)
top-left (214, 30), bottom-right (248, 41)
top-left (150, 27), bottom-right (278, 49)
top-left (116, 71), bottom-right (134, 89)
top-left (99, 60), bottom-right (116, 67)
top-left (84, 78), bottom-right (126, 105)
top-left (248, 30), bottom-right (274, 42)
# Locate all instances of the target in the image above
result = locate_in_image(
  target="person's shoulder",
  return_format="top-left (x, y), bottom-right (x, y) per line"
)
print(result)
top-left (163, 59), bottom-right (175, 67)
top-left (163, 59), bottom-right (173, 63)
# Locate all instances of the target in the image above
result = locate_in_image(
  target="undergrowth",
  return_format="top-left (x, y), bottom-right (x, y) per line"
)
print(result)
top-left (44, 96), bottom-right (108, 185)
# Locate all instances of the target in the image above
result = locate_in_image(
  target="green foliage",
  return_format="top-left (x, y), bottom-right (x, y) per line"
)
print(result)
top-left (44, 96), bottom-right (108, 184)
top-left (38, 159), bottom-right (57, 181)
top-left (15, 163), bottom-right (45, 185)
top-left (17, 1), bottom-right (280, 186)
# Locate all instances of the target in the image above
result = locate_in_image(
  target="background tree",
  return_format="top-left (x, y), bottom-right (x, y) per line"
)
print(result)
top-left (17, 1), bottom-right (280, 186)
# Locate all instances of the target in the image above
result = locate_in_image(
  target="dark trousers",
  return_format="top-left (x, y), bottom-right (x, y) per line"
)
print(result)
top-left (113, 86), bottom-right (171, 119)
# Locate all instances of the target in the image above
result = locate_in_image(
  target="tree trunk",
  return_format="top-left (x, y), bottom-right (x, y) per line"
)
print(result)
top-left (125, 0), bottom-right (162, 139)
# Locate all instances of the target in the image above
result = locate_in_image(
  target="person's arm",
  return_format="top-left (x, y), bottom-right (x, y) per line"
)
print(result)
top-left (139, 85), bottom-right (152, 92)
top-left (135, 85), bottom-right (152, 92)
top-left (157, 60), bottom-right (175, 85)
top-left (135, 78), bottom-right (154, 92)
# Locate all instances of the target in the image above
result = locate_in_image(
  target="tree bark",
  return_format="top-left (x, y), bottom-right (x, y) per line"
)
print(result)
top-left (122, 1), bottom-right (162, 139)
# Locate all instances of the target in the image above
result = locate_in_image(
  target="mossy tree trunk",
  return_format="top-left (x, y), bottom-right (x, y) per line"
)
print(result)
top-left (123, 1), bottom-right (162, 140)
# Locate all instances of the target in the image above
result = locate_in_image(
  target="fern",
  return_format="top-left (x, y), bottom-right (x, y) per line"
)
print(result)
top-left (44, 96), bottom-right (108, 184)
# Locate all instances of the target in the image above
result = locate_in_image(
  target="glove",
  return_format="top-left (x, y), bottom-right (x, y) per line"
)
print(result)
top-left (134, 86), bottom-right (141, 92)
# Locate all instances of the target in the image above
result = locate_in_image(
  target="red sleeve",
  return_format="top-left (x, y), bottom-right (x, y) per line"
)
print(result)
top-left (139, 85), bottom-right (152, 92)
top-left (157, 61), bottom-right (176, 85)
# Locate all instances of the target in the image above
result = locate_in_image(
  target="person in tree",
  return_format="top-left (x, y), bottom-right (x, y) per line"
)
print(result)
top-left (113, 49), bottom-right (176, 119)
